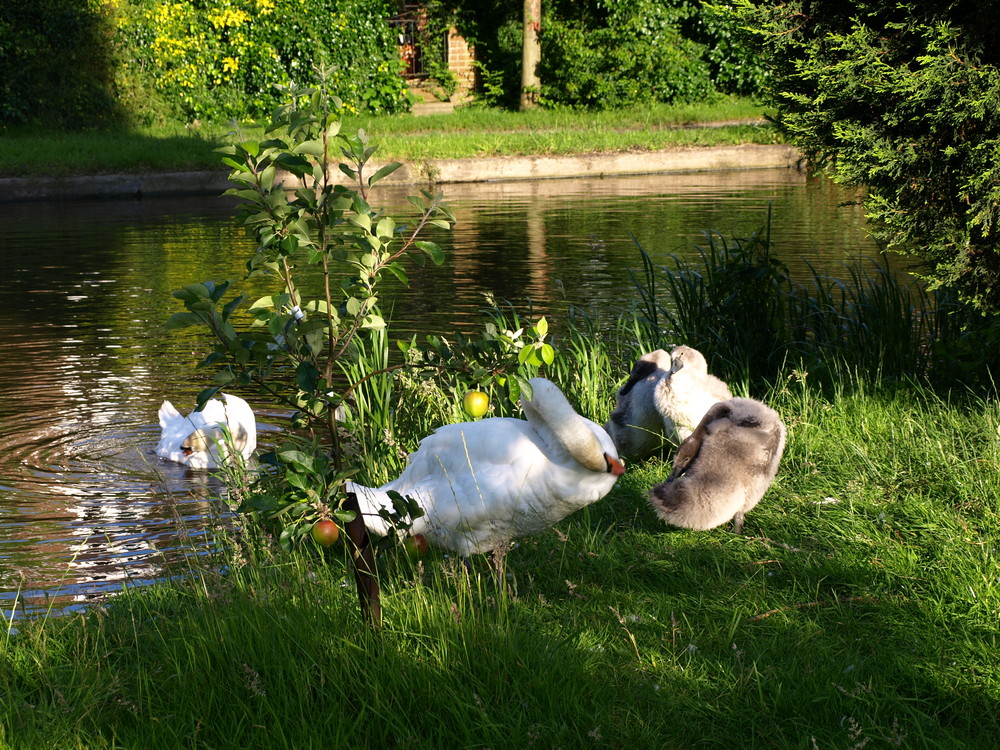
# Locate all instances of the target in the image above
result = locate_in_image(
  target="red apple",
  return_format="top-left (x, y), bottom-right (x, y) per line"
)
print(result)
top-left (404, 533), bottom-right (428, 557)
top-left (311, 519), bottom-right (340, 547)
top-left (462, 390), bottom-right (489, 418)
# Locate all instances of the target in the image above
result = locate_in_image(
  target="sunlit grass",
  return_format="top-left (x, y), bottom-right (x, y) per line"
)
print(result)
top-left (2, 372), bottom-right (997, 748)
top-left (0, 98), bottom-right (776, 177)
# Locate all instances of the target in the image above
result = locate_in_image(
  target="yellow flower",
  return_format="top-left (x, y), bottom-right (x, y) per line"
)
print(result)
top-left (222, 56), bottom-right (239, 73)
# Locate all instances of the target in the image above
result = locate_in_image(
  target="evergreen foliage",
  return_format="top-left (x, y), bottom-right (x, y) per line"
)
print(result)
top-left (726, 0), bottom-right (1000, 314)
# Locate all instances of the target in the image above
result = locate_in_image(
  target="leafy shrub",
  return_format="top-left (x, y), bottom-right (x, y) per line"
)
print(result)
top-left (540, 12), bottom-right (715, 109)
top-left (0, 0), bottom-right (123, 128)
top-left (113, 0), bottom-right (409, 124)
top-left (431, 0), bottom-right (763, 110)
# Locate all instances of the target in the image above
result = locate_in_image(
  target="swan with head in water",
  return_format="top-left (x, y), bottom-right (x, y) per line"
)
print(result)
top-left (349, 377), bottom-right (625, 557)
top-left (156, 393), bottom-right (257, 470)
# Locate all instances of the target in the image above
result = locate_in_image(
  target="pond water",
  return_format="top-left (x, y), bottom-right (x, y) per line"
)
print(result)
top-left (0, 167), bottom-right (885, 620)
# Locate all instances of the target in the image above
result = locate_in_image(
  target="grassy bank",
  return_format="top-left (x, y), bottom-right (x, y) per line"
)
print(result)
top-left (3, 372), bottom-right (998, 749)
top-left (0, 98), bottom-right (776, 178)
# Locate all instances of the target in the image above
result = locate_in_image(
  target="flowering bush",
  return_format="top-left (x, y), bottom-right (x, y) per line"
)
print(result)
top-left (115, 0), bottom-right (409, 123)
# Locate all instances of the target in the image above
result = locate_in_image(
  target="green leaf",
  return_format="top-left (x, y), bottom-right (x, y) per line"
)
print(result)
top-left (296, 139), bottom-right (326, 156)
top-left (278, 450), bottom-right (315, 471)
top-left (415, 241), bottom-right (445, 265)
top-left (296, 361), bottom-right (320, 393)
top-left (164, 312), bottom-right (203, 331)
top-left (368, 161), bottom-right (402, 186)
top-left (384, 262), bottom-right (409, 285)
top-left (375, 216), bottom-right (395, 239)
top-left (535, 316), bottom-right (549, 337)
top-left (540, 343), bottom-right (556, 365)
top-left (348, 212), bottom-right (372, 232)
top-left (172, 283), bottom-right (211, 303)
top-left (196, 386), bottom-right (222, 409)
top-left (238, 493), bottom-right (278, 513)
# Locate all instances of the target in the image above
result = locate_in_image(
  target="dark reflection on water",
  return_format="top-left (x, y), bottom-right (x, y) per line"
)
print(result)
top-left (0, 168), bottom-right (885, 620)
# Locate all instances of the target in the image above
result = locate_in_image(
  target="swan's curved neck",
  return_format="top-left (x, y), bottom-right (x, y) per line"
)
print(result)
top-left (522, 381), bottom-right (608, 472)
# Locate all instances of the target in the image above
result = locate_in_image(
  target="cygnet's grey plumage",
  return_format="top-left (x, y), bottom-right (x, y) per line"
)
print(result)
top-left (604, 345), bottom-right (732, 459)
top-left (603, 349), bottom-right (674, 458)
top-left (648, 397), bottom-right (786, 533)
top-left (653, 345), bottom-right (733, 443)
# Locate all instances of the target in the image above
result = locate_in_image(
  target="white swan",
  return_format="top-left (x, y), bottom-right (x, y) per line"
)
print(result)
top-left (156, 393), bottom-right (257, 470)
top-left (648, 397), bottom-right (786, 533)
top-left (348, 377), bottom-right (625, 556)
top-left (604, 349), bottom-right (674, 459)
top-left (653, 345), bottom-right (733, 443)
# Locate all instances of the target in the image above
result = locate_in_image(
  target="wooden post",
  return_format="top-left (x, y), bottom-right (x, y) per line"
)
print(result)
top-left (343, 491), bottom-right (381, 626)
top-left (520, 0), bottom-right (541, 110)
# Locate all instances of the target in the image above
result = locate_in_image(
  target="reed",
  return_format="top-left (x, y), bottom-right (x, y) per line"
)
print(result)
top-left (625, 215), bottom-right (997, 393)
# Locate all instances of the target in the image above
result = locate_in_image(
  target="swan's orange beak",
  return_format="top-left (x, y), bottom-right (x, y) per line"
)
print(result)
top-left (606, 453), bottom-right (626, 476)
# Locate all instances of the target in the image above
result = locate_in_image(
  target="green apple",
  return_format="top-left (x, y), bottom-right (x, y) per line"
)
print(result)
top-left (462, 390), bottom-right (490, 418)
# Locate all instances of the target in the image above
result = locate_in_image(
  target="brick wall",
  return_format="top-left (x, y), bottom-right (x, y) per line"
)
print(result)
top-left (446, 27), bottom-right (476, 92)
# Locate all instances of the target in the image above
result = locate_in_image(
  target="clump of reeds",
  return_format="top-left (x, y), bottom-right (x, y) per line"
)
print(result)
top-left (626, 212), bottom-right (998, 394)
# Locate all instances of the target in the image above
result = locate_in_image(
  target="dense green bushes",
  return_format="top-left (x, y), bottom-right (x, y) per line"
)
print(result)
top-left (725, 0), bottom-right (1000, 314)
top-left (434, 0), bottom-right (768, 109)
top-left (114, 0), bottom-right (409, 125)
top-left (1, 0), bottom-right (409, 129)
top-left (4, 0), bottom-right (769, 127)
top-left (0, 0), bottom-right (122, 128)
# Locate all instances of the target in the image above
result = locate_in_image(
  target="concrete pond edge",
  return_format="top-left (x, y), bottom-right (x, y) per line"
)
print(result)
top-left (0, 144), bottom-right (802, 203)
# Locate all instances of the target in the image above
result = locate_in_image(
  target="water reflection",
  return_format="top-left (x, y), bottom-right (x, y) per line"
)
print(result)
top-left (0, 168), bottom-right (883, 620)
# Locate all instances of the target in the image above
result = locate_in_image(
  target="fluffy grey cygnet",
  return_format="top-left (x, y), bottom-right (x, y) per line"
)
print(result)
top-left (605, 345), bottom-right (732, 460)
top-left (648, 397), bottom-right (786, 533)
top-left (653, 345), bottom-right (733, 443)
top-left (603, 349), bottom-right (674, 458)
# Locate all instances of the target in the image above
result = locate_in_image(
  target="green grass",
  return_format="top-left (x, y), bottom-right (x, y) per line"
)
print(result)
top-left (0, 98), bottom-right (776, 178)
top-left (2, 369), bottom-right (998, 749)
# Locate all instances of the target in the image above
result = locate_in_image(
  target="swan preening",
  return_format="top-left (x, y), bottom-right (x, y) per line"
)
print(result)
top-left (156, 393), bottom-right (257, 470)
top-left (648, 397), bottom-right (786, 533)
top-left (605, 345), bottom-right (732, 458)
top-left (349, 377), bottom-right (625, 556)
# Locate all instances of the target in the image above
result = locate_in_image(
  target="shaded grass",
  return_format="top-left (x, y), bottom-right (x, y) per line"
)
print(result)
top-left (2, 370), bottom-right (998, 749)
top-left (0, 98), bottom-right (776, 178)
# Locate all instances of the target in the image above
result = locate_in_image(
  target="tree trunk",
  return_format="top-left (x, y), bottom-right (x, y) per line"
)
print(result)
top-left (343, 491), bottom-right (381, 626)
top-left (520, 0), bottom-right (541, 110)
